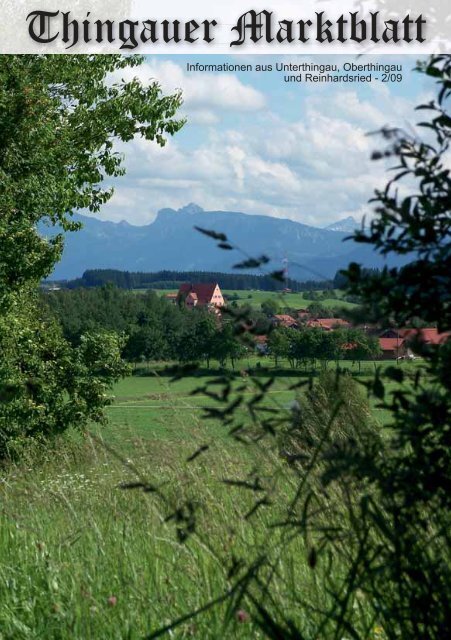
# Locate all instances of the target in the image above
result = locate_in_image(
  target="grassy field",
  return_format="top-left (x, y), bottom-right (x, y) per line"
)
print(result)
top-left (142, 289), bottom-right (358, 311)
top-left (0, 361), bottom-right (418, 638)
top-left (0, 371), bottom-right (305, 639)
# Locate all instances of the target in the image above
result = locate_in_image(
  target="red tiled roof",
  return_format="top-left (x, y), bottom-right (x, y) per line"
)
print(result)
top-left (379, 338), bottom-right (404, 351)
top-left (401, 328), bottom-right (451, 346)
top-left (179, 283), bottom-right (218, 304)
top-left (306, 318), bottom-right (351, 330)
top-left (380, 328), bottom-right (451, 346)
top-left (274, 314), bottom-right (298, 327)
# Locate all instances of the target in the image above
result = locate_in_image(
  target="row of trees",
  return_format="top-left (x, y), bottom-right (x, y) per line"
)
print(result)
top-left (124, 306), bottom-right (246, 368)
top-left (58, 268), bottom-right (331, 293)
top-left (43, 284), bottom-right (381, 370)
top-left (268, 326), bottom-right (380, 369)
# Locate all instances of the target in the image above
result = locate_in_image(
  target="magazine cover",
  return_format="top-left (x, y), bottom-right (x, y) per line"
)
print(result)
top-left (1, 2), bottom-right (450, 639)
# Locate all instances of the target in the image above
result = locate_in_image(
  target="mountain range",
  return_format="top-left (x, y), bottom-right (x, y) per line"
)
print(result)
top-left (42, 204), bottom-right (401, 281)
top-left (325, 216), bottom-right (360, 233)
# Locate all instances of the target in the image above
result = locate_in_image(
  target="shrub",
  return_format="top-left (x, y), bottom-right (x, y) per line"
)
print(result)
top-left (0, 292), bottom-right (128, 460)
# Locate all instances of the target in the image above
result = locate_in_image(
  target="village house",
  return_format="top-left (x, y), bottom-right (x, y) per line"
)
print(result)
top-left (305, 318), bottom-right (351, 330)
top-left (380, 327), bottom-right (450, 345)
top-left (378, 337), bottom-right (408, 360)
top-left (379, 327), bottom-right (450, 358)
top-left (177, 283), bottom-right (225, 312)
top-left (273, 314), bottom-right (299, 329)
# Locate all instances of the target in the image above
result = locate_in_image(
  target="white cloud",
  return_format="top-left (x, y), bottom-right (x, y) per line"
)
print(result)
top-left (97, 60), bottom-right (424, 228)
top-left (112, 59), bottom-right (266, 124)
top-left (100, 119), bottom-right (387, 227)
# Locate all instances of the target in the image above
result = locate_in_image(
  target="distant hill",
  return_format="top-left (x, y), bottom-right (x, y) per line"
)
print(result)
top-left (41, 204), bottom-right (405, 281)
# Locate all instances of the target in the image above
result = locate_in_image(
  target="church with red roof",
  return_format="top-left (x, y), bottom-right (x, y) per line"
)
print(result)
top-left (178, 283), bottom-right (225, 311)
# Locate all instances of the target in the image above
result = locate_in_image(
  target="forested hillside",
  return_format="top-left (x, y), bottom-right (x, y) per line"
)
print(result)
top-left (54, 268), bottom-right (330, 292)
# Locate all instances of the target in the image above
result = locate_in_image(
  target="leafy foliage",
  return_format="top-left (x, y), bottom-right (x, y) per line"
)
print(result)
top-left (268, 326), bottom-right (380, 370)
top-left (0, 291), bottom-right (128, 459)
top-left (44, 286), bottom-right (250, 368)
top-left (0, 55), bottom-right (184, 458)
top-left (333, 56), bottom-right (451, 638)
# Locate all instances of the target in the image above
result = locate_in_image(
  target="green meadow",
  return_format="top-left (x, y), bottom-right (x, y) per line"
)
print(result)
top-left (0, 362), bottom-right (418, 638)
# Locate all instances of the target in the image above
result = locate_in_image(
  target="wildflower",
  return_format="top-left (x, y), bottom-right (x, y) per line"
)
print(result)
top-left (236, 609), bottom-right (250, 623)
top-left (107, 595), bottom-right (117, 607)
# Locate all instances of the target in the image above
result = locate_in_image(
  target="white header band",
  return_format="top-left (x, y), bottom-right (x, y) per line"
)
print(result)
top-left (0, 1), bottom-right (449, 54)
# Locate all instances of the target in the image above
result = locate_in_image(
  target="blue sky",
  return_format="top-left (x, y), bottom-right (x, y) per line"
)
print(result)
top-left (99, 54), bottom-right (434, 227)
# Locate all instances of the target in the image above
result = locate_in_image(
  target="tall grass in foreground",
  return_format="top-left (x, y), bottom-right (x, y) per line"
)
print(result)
top-left (0, 367), bottom-right (424, 639)
top-left (0, 425), bottom-right (380, 640)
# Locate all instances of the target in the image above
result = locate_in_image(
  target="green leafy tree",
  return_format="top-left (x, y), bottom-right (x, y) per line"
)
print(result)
top-left (175, 311), bottom-right (218, 366)
top-left (194, 313), bottom-right (219, 368)
top-left (0, 294), bottom-right (128, 459)
top-left (212, 321), bottom-right (245, 368)
top-left (0, 55), bottom-right (184, 456)
top-left (124, 325), bottom-right (169, 364)
top-left (267, 327), bottom-right (290, 366)
top-left (314, 330), bottom-right (344, 368)
top-left (345, 330), bottom-right (381, 372)
top-left (306, 302), bottom-right (332, 318)
top-left (290, 328), bottom-right (322, 369)
top-left (261, 298), bottom-right (280, 317)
